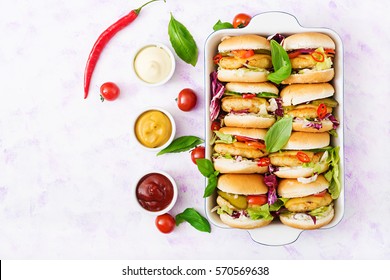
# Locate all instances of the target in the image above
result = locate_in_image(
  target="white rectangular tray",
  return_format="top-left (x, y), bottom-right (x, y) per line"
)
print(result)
top-left (204, 11), bottom-right (344, 245)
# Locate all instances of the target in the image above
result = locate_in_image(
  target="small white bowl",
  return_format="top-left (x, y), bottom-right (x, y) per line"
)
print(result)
top-left (134, 170), bottom-right (178, 216)
top-left (133, 107), bottom-right (176, 152)
top-left (132, 42), bottom-right (176, 86)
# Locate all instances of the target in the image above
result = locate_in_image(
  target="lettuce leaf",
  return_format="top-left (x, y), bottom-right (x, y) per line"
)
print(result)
top-left (325, 146), bottom-right (341, 199)
top-left (214, 131), bottom-right (236, 144)
top-left (269, 198), bottom-right (290, 212)
top-left (247, 204), bottom-right (273, 221)
top-left (217, 205), bottom-right (233, 216)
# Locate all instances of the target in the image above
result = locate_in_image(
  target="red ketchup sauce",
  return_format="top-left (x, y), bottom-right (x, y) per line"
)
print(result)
top-left (136, 173), bottom-right (174, 212)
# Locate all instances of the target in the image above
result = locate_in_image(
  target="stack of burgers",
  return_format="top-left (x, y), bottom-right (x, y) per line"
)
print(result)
top-left (210, 32), bottom-right (340, 230)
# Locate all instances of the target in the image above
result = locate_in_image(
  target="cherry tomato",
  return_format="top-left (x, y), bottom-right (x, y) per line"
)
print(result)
top-left (211, 121), bottom-right (221, 131)
top-left (232, 13), bottom-right (252, 28)
top-left (191, 146), bottom-right (205, 165)
top-left (317, 103), bottom-right (328, 119)
top-left (177, 88), bottom-right (197, 112)
top-left (155, 213), bottom-right (175, 234)
top-left (100, 82), bottom-right (120, 101)
top-left (213, 54), bottom-right (222, 64)
top-left (245, 141), bottom-right (266, 150)
top-left (257, 157), bottom-right (270, 167)
top-left (247, 195), bottom-right (267, 206)
top-left (296, 152), bottom-right (311, 163)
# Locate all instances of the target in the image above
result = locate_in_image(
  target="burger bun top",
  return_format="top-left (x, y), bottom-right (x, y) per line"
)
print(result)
top-left (278, 175), bottom-right (330, 198)
top-left (218, 35), bottom-right (270, 52)
top-left (217, 174), bottom-right (268, 195)
top-left (283, 32), bottom-right (336, 51)
top-left (280, 83), bottom-right (334, 106)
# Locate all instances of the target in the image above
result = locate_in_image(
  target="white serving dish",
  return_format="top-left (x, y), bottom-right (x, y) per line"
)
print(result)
top-left (204, 11), bottom-right (344, 245)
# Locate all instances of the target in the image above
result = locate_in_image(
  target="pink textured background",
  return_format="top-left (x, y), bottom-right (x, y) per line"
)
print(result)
top-left (0, 0), bottom-right (389, 259)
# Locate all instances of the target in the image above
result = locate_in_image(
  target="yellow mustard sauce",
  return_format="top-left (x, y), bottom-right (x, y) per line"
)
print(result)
top-left (135, 110), bottom-right (172, 148)
top-left (134, 45), bottom-right (172, 84)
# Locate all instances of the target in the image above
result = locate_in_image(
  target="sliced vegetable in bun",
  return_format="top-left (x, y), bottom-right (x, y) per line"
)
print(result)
top-left (280, 83), bottom-right (339, 132)
top-left (213, 174), bottom-right (273, 229)
top-left (282, 32), bottom-right (335, 84)
top-left (215, 35), bottom-right (272, 83)
top-left (213, 127), bottom-right (269, 174)
top-left (277, 175), bottom-right (335, 230)
top-left (220, 82), bottom-right (281, 129)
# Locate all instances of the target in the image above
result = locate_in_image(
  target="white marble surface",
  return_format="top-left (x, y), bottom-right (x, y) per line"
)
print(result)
top-left (1, 0), bottom-right (389, 259)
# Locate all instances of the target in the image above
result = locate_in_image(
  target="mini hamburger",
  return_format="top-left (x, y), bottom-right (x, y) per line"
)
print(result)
top-left (269, 132), bottom-right (331, 179)
top-left (281, 83), bottom-right (339, 132)
top-left (214, 35), bottom-right (272, 83)
top-left (214, 174), bottom-right (273, 229)
top-left (220, 82), bottom-right (279, 128)
top-left (282, 32), bottom-right (335, 84)
top-left (277, 175), bottom-right (335, 229)
top-left (213, 127), bottom-right (269, 174)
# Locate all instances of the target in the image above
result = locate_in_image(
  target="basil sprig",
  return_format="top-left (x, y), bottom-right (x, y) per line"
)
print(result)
top-left (157, 136), bottom-right (203, 156)
top-left (196, 158), bottom-right (219, 197)
top-left (265, 116), bottom-right (293, 153)
top-left (175, 208), bottom-right (211, 233)
top-left (213, 20), bottom-right (233, 31)
top-left (267, 40), bottom-right (292, 84)
top-left (168, 13), bottom-right (198, 66)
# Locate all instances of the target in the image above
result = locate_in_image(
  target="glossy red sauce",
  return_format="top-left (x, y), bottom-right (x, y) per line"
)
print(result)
top-left (136, 173), bottom-right (174, 212)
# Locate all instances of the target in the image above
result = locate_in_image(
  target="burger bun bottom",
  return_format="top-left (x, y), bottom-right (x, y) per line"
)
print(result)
top-left (282, 68), bottom-right (334, 84)
top-left (279, 204), bottom-right (334, 230)
top-left (219, 213), bottom-right (272, 229)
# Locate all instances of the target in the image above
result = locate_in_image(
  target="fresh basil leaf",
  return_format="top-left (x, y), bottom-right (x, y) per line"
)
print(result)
top-left (157, 136), bottom-right (203, 156)
top-left (175, 208), bottom-right (211, 233)
top-left (267, 40), bottom-right (292, 84)
top-left (213, 20), bottom-right (233, 31)
top-left (265, 116), bottom-right (293, 153)
top-left (196, 158), bottom-right (215, 177)
top-left (168, 13), bottom-right (198, 66)
top-left (203, 174), bottom-right (218, 198)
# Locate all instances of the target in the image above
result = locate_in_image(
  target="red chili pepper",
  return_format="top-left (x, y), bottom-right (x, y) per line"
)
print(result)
top-left (317, 103), bottom-right (328, 119)
top-left (83, 0), bottom-right (162, 99)
top-left (310, 51), bottom-right (325, 62)
top-left (296, 151), bottom-right (310, 163)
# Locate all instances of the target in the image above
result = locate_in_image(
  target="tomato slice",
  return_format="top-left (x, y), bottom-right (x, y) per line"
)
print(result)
top-left (242, 93), bottom-right (256, 99)
top-left (324, 48), bottom-right (336, 56)
top-left (213, 54), bottom-right (222, 64)
top-left (313, 190), bottom-right (328, 197)
top-left (288, 50), bottom-right (302, 59)
top-left (296, 151), bottom-right (310, 163)
top-left (317, 103), bottom-right (328, 119)
top-left (235, 135), bottom-right (255, 142)
top-left (257, 157), bottom-right (270, 167)
top-left (246, 141), bottom-right (266, 150)
top-left (232, 49), bottom-right (255, 59)
top-left (247, 195), bottom-right (267, 206)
